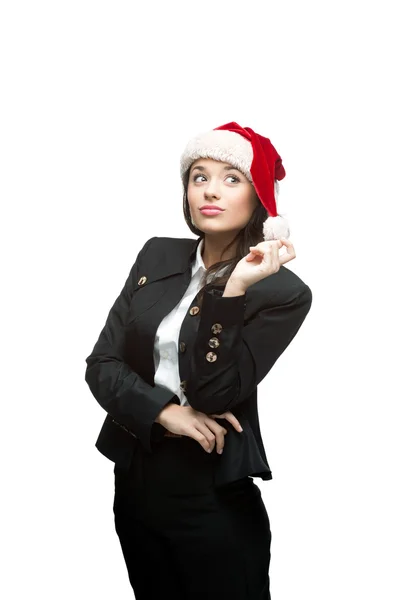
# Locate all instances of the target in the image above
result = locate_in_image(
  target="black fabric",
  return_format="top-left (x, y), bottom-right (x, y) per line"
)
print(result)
top-left (113, 435), bottom-right (272, 599)
top-left (85, 236), bottom-right (312, 484)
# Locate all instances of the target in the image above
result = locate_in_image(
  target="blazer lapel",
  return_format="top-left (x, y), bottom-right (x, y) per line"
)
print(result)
top-left (124, 237), bottom-right (202, 385)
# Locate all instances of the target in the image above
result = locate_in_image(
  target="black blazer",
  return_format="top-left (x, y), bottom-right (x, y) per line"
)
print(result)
top-left (85, 236), bottom-right (312, 487)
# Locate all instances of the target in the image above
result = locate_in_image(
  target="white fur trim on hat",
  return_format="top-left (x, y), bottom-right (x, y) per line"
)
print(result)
top-left (180, 129), bottom-right (253, 180)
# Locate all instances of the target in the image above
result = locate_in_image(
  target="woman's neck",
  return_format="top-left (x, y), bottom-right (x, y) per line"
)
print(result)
top-left (201, 233), bottom-right (238, 269)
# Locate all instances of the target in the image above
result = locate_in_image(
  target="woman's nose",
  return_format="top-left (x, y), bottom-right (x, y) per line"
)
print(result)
top-left (204, 179), bottom-right (221, 198)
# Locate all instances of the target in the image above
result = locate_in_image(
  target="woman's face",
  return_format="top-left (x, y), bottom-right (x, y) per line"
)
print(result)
top-left (187, 158), bottom-right (258, 236)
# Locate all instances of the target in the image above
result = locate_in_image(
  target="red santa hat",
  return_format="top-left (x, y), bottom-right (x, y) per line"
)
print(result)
top-left (180, 121), bottom-right (289, 240)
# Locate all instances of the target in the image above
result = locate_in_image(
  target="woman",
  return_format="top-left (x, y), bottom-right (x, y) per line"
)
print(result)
top-left (85, 121), bottom-right (312, 599)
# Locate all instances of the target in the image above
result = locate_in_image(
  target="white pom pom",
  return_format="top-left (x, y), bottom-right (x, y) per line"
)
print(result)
top-left (263, 215), bottom-right (290, 241)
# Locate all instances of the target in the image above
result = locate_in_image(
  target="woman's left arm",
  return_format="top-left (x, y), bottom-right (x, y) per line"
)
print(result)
top-left (185, 283), bottom-right (312, 414)
top-left (186, 238), bottom-right (311, 414)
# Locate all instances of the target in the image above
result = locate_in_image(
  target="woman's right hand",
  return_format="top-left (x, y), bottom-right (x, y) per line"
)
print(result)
top-left (155, 404), bottom-right (243, 454)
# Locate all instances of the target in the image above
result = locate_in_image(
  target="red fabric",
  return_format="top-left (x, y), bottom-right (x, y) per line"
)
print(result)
top-left (214, 121), bottom-right (285, 217)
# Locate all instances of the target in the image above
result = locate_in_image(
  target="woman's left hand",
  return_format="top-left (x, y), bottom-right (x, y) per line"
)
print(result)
top-left (228, 238), bottom-right (296, 292)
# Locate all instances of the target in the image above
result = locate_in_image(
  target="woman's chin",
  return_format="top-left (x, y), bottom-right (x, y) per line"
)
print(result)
top-left (200, 226), bottom-right (241, 238)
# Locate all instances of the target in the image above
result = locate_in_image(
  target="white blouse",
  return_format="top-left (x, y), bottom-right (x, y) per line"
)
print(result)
top-left (153, 238), bottom-right (227, 406)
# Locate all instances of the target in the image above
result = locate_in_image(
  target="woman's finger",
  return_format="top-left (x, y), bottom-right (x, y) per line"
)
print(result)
top-left (205, 416), bottom-right (228, 434)
top-left (186, 426), bottom-right (213, 453)
top-left (250, 240), bottom-right (282, 255)
top-left (246, 250), bottom-right (256, 262)
top-left (192, 421), bottom-right (216, 452)
top-left (260, 244), bottom-right (280, 275)
top-left (221, 412), bottom-right (243, 433)
top-left (278, 238), bottom-right (296, 265)
top-left (272, 241), bottom-right (281, 272)
top-left (204, 418), bottom-right (228, 453)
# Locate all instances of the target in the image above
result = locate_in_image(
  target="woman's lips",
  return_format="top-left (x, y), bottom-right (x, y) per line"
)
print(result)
top-left (199, 208), bottom-right (224, 216)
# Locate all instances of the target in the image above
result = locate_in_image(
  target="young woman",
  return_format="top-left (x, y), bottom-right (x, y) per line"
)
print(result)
top-left (85, 121), bottom-right (312, 599)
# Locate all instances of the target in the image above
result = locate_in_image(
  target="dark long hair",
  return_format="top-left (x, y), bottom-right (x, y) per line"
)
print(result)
top-left (182, 167), bottom-right (275, 308)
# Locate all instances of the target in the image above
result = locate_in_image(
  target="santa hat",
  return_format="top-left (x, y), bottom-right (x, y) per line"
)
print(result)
top-left (180, 121), bottom-right (289, 240)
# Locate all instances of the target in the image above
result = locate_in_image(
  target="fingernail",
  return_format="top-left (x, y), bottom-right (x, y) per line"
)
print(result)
top-left (207, 448), bottom-right (212, 453)
top-left (239, 426), bottom-right (243, 432)
top-left (217, 449), bottom-right (223, 454)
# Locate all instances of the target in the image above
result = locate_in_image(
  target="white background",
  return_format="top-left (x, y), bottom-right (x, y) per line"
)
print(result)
top-left (1, 1), bottom-right (398, 598)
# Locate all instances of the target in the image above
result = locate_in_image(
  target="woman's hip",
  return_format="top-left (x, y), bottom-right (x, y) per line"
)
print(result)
top-left (113, 435), bottom-right (269, 528)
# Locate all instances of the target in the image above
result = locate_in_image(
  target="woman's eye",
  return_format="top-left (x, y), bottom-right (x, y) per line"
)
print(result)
top-left (192, 174), bottom-right (240, 183)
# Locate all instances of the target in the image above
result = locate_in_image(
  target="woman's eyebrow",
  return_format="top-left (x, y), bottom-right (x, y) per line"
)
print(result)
top-left (191, 165), bottom-right (241, 172)
top-left (222, 165), bottom-right (241, 171)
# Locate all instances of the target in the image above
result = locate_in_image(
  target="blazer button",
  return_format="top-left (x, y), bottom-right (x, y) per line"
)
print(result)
top-left (211, 323), bottom-right (222, 334)
top-left (180, 380), bottom-right (187, 392)
top-left (208, 337), bottom-right (220, 349)
top-left (206, 352), bottom-right (217, 363)
top-left (189, 306), bottom-right (200, 316)
top-left (179, 341), bottom-right (186, 353)
top-left (138, 276), bottom-right (147, 285)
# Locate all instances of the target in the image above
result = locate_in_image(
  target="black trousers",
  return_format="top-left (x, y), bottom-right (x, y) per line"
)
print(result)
top-left (113, 435), bottom-right (272, 599)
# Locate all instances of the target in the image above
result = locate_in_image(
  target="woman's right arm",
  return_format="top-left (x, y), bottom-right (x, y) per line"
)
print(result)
top-left (84, 237), bottom-right (180, 454)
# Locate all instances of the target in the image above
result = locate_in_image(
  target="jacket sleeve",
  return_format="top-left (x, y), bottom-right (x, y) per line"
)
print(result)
top-left (84, 236), bottom-right (180, 454)
top-left (185, 284), bottom-right (312, 413)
